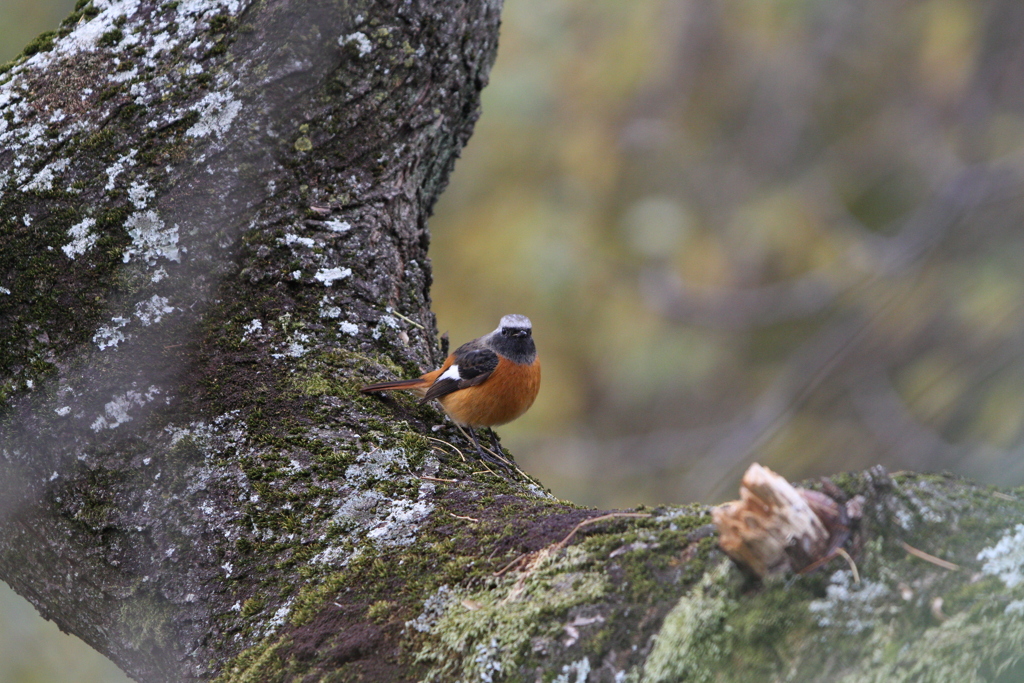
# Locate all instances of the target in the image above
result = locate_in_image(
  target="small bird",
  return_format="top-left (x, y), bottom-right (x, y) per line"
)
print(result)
top-left (360, 314), bottom-right (540, 468)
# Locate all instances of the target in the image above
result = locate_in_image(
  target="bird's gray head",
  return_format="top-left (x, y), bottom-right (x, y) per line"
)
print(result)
top-left (498, 314), bottom-right (532, 339)
top-left (490, 314), bottom-right (536, 363)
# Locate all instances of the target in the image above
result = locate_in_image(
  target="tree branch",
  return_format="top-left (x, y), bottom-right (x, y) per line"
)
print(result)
top-left (2, 2), bottom-right (1023, 682)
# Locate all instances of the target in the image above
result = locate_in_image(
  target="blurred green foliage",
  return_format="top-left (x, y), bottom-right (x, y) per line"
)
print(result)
top-left (5, 0), bottom-right (1024, 678)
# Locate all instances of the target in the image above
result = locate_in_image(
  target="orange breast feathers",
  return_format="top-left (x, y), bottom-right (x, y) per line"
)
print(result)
top-left (436, 355), bottom-right (541, 428)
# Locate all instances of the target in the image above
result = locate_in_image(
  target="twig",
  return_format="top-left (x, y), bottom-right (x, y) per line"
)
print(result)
top-left (419, 475), bottom-right (458, 484)
top-left (554, 512), bottom-right (652, 553)
top-left (454, 423), bottom-right (515, 470)
top-left (426, 435), bottom-right (465, 462)
top-left (800, 545), bottom-right (861, 581)
top-left (494, 513), bottom-right (651, 579)
top-left (391, 310), bottom-right (426, 330)
top-left (836, 548), bottom-right (860, 584)
top-left (900, 541), bottom-right (960, 571)
top-left (497, 512), bottom-right (652, 604)
top-left (449, 512), bottom-right (479, 523)
top-left (451, 423), bottom-right (528, 477)
top-left (494, 552), bottom-right (530, 578)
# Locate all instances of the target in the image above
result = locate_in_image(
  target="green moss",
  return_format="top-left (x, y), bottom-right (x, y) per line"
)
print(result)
top-left (834, 609), bottom-right (1024, 682)
top-left (118, 589), bottom-right (178, 654)
top-left (240, 597), bottom-right (267, 618)
top-left (291, 373), bottom-right (332, 397)
top-left (630, 473), bottom-right (1024, 681)
top-left (725, 575), bottom-right (820, 675)
top-left (214, 637), bottom-right (288, 683)
top-left (639, 561), bottom-right (736, 683)
top-left (21, 30), bottom-right (57, 57)
top-left (207, 39), bottom-right (230, 57)
top-left (81, 128), bottom-right (116, 151)
top-left (213, 493), bottom-right (710, 681)
top-left (209, 14), bottom-right (234, 33)
top-left (289, 573), bottom-right (350, 628)
top-left (399, 431), bottom-right (431, 468)
top-left (941, 575), bottom-right (1005, 616)
top-left (414, 545), bottom-right (611, 681)
top-left (367, 599), bottom-right (395, 623)
top-left (98, 28), bottom-right (124, 47)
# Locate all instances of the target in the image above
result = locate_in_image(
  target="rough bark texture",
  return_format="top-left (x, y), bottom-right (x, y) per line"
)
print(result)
top-left (2, 1), bottom-right (1024, 682)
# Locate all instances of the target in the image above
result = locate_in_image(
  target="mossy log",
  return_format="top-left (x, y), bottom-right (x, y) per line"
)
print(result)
top-left (1, 1), bottom-right (1024, 681)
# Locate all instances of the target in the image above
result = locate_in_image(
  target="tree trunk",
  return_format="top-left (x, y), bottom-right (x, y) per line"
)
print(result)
top-left (2, 1), bottom-right (1023, 682)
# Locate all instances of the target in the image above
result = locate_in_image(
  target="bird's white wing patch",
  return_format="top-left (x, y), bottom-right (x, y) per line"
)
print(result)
top-left (437, 364), bottom-right (461, 382)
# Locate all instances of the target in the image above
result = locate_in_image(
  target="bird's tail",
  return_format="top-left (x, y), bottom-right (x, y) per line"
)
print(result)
top-left (360, 378), bottom-right (428, 394)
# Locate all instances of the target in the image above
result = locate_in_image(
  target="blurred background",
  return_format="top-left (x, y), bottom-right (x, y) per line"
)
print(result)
top-left (6, 0), bottom-right (1024, 679)
top-left (431, 0), bottom-right (1024, 508)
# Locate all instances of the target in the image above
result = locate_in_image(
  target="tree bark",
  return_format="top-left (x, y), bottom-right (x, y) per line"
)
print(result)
top-left (2, 1), bottom-right (1024, 682)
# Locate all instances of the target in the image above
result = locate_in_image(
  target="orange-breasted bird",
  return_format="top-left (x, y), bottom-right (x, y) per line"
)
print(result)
top-left (360, 314), bottom-right (540, 468)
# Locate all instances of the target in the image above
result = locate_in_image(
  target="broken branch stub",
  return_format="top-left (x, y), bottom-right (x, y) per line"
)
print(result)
top-left (712, 464), bottom-right (863, 578)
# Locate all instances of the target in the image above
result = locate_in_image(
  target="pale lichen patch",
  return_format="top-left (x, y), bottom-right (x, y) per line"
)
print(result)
top-left (186, 91), bottom-right (243, 140)
top-left (104, 149), bottom-right (139, 191)
top-left (365, 498), bottom-right (433, 547)
top-left (134, 294), bottom-right (176, 325)
top-left (313, 267), bottom-right (352, 286)
top-left (122, 211), bottom-right (180, 265)
top-left (271, 332), bottom-right (311, 359)
top-left (62, 218), bottom-right (99, 259)
top-left (807, 569), bottom-right (892, 634)
top-left (554, 657), bottom-right (591, 683)
top-left (324, 219), bottom-right (351, 233)
top-left (93, 316), bottom-right (130, 350)
top-left (313, 448), bottom-right (439, 567)
top-left (406, 584), bottom-right (455, 633)
top-left (128, 180), bottom-right (155, 210)
top-left (241, 319), bottom-right (263, 341)
top-left (23, 158), bottom-right (70, 192)
top-left (281, 233), bottom-right (315, 249)
top-left (265, 599), bottom-right (295, 636)
top-left (340, 31), bottom-right (373, 57)
top-left (318, 296), bottom-right (342, 319)
top-left (372, 314), bottom-right (399, 340)
top-left (978, 523), bottom-right (1024, 589)
top-left (90, 385), bottom-right (162, 431)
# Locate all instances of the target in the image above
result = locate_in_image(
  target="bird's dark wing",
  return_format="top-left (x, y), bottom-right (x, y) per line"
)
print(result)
top-left (454, 346), bottom-right (500, 382)
top-left (421, 347), bottom-right (498, 403)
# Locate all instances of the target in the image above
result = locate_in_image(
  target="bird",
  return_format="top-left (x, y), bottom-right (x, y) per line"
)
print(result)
top-left (360, 314), bottom-right (540, 468)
